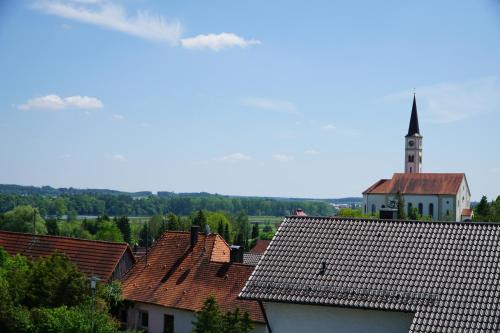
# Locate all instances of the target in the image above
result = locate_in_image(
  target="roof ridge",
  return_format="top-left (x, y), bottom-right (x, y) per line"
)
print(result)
top-left (285, 216), bottom-right (498, 226)
top-left (0, 230), bottom-right (128, 246)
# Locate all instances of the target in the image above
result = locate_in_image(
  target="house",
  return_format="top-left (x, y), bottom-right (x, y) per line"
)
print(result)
top-left (363, 173), bottom-right (471, 221)
top-left (243, 239), bottom-right (271, 266)
top-left (121, 227), bottom-right (267, 333)
top-left (363, 95), bottom-right (472, 221)
top-left (0, 230), bottom-right (135, 281)
top-left (240, 216), bottom-right (500, 333)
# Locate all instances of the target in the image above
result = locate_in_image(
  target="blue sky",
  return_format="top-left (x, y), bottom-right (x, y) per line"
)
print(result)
top-left (0, 0), bottom-right (499, 200)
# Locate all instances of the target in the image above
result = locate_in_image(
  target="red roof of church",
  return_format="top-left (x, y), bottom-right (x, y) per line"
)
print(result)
top-left (363, 173), bottom-right (466, 195)
top-left (0, 231), bottom-right (134, 281)
top-left (121, 231), bottom-right (264, 323)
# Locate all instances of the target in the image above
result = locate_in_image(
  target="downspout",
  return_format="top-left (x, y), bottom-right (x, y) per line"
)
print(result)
top-left (258, 301), bottom-right (272, 333)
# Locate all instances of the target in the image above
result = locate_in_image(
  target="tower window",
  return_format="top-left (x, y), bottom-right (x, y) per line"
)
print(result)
top-left (408, 155), bottom-right (415, 163)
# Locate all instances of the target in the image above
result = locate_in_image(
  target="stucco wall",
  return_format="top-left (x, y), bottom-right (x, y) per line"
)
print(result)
top-left (264, 302), bottom-right (414, 333)
top-left (127, 302), bottom-right (267, 333)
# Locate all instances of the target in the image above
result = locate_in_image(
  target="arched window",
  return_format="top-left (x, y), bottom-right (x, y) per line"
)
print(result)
top-left (381, 205), bottom-right (386, 208)
top-left (407, 203), bottom-right (413, 213)
top-left (408, 155), bottom-right (415, 162)
top-left (371, 204), bottom-right (376, 214)
top-left (418, 203), bottom-right (423, 216)
top-left (429, 203), bottom-right (434, 217)
top-left (364, 204), bottom-right (367, 214)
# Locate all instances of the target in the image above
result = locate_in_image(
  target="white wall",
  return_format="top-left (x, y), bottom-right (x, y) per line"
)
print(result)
top-left (127, 302), bottom-right (267, 333)
top-left (264, 302), bottom-right (414, 333)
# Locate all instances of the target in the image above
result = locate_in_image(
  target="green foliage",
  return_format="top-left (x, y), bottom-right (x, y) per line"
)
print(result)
top-left (251, 224), bottom-right (259, 239)
top-left (0, 205), bottom-right (47, 234)
top-left (45, 218), bottom-right (60, 235)
top-left (192, 296), bottom-right (253, 333)
top-left (473, 195), bottom-right (500, 222)
top-left (166, 212), bottom-right (181, 231)
top-left (95, 221), bottom-right (124, 243)
top-left (138, 223), bottom-right (153, 247)
top-left (192, 210), bottom-right (207, 230)
top-left (206, 211), bottom-right (232, 240)
top-left (408, 207), bottom-right (420, 220)
top-left (114, 216), bottom-right (131, 244)
top-left (335, 208), bottom-right (371, 218)
top-left (395, 192), bottom-right (406, 219)
top-left (0, 247), bottom-right (123, 333)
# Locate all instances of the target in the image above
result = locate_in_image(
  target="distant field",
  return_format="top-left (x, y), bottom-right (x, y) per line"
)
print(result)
top-left (248, 216), bottom-right (283, 225)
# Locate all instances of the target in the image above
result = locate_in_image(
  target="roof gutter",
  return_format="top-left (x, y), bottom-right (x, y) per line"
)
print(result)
top-left (258, 301), bottom-right (272, 333)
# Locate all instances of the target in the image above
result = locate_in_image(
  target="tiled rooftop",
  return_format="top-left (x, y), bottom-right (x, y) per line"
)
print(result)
top-left (0, 230), bottom-right (134, 281)
top-left (250, 239), bottom-right (270, 254)
top-left (243, 252), bottom-right (262, 266)
top-left (122, 231), bottom-right (264, 323)
top-left (363, 173), bottom-right (466, 195)
top-left (240, 216), bottom-right (500, 333)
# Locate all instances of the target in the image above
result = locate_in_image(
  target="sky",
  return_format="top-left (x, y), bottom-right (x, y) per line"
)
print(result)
top-left (0, 0), bottom-right (500, 200)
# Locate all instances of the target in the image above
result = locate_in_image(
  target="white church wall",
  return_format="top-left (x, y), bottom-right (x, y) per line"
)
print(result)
top-left (402, 195), bottom-right (439, 219)
top-left (263, 302), bottom-right (414, 333)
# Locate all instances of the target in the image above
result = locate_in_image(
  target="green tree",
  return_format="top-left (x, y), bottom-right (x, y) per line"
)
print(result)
top-left (138, 223), bottom-right (153, 247)
top-left (95, 221), bottom-right (124, 243)
top-left (192, 296), bottom-right (222, 333)
top-left (222, 308), bottom-right (253, 333)
top-left (114, 216), bottom-right (131, 244)
top-left (395, 192), bottom-right (406, 219)
top-left (251, 224), bottom-right (259, 239)
top-left (408, 207), bottom-right (420, 220)
top-left (0, 205), bottom-right (47, 234)
top-left (223, 224), bottom-right (230, 242)
top-left (192, 210), bottom-right (207, 230)
top-left (45, 218), bottom-right (60, 236)
top-left (166, 212), bottom-right (180, 231)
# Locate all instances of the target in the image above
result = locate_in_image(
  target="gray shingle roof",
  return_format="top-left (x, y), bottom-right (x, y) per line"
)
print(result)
top-left (244, 252), bottom-right (263, 266)
top-left (239, 216), bottom-right (500, 333)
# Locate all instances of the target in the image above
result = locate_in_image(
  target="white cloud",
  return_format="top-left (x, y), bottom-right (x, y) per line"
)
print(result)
top-left (181, 32), bottom-right (260, 51)
top-left (304, 149), bottom-right (319, 155)
top-left (321, 124), bottom-right (337, 131)
top-left (241, 97), bottom-right (297, 114)
top-left (33, 0), bottom-right (182, 45)
top-left (112, 113), bottom-right (124, 120)
top-left (111, 154), bottom-right (126, 161)
top-left (383, 77), bottom-right (500, 123)
top-left (218, 153), bottom-right (252, 162)
top-left (272, 154), bottom-right (294, 162)
top-left (18, 94), bottom-right (103, 110)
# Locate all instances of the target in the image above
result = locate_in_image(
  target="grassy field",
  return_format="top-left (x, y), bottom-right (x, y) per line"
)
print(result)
top-left (248, 216), bottom-right (283, 225)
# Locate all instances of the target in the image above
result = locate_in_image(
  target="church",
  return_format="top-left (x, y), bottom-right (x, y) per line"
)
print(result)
top-left (362, 95), bottom-right (473, 222)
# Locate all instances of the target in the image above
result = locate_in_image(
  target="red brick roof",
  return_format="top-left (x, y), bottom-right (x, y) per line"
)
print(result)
top-left (363, 173), bottom-right (466, 195)
top-left (249, 240), bottom-right (270, 254)
top-left (122, 231), bottom-right (264, 323)
top-left (0, 231), bottom-right (134, 281)
top-left (461, 208), bottom-right (473, 217)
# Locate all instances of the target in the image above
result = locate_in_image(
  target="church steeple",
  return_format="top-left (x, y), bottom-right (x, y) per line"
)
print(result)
top-left (406, 94), bottom-right (420, 137)
top-left (404, 94), bottom-right (422, 173)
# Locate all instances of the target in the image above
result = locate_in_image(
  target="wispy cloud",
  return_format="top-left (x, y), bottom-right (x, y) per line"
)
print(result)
top-left (18, 94), bottom-right (103, 110)
top-left (383, 77), bottom-right (500, 123)
top-left (32, 1), bottom-right (260, 52)
top-left (112, 113), bottom-right (124, 120)
top-left (111, 154), bottom-right (126, 161)
top-left (321, 124), bottom-right (336, 131)
top-left (218, 152), bottom-right (252, 162)
top-left (33, 0), bottom-right (182, 45)
top-left (272, 154), bottom-right (294, 162)
top-left (241, 97), bottom-right (297, 114)
top-left (181, 33), bottom-right (260, 51)
top-left (304, 149), bottom-right (319, 155)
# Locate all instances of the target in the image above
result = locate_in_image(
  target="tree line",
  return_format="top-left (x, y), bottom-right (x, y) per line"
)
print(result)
top-left (0, 192), bottom-right (333, 217)
top-left (473, 196), bottom-right (500, 222)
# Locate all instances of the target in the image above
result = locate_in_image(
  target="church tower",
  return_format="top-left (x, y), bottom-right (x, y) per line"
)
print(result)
top-left (405, 94), bottom-right (422, 173)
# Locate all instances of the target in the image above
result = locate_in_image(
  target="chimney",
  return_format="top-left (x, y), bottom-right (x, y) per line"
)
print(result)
top-left (230, 245), bottom-right (243, 263)
top-left (190, 225), bottom-right (200, 247)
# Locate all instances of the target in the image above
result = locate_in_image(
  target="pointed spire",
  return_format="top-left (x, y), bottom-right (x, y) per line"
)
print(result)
top-left (406, 93), bottom-right (420, 136)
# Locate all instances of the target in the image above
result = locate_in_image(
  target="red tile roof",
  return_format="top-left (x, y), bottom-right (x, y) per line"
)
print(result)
top-left (249, 240), bottom-right (270, 254)
top-left (363, 173), bottom-right (466, 195)
top-left (461, 208), bottom-right (473, 217)
top-left (122, 231), bottom-right (264, 323)
top-left (0, 231), bottom-right (134, 281)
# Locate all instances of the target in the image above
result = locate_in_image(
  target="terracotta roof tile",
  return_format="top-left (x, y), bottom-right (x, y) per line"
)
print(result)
top-left (0, 231), bottom-right (134, 281)
top-left (461, 208), bottom-right (473, 217)
top-left (364, 173), bottom-right (465, 195)
top-left (122, 231), bottom-right (264, 323)
top-left (249, 240), bottom-right (270, 254)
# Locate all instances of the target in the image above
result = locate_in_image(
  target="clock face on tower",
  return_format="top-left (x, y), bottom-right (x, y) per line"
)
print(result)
top-left (408, 140), bottom-right (415, 147)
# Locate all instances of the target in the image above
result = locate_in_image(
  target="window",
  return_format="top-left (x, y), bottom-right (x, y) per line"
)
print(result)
top-left (164, 314), bottom-right (174, 333)
top-left (410, 167), bottom-right (413, 173)
top-left (139, 311), bottom-right (148, 329)
top-left (364, 204), bottom-right (366, 214)
top-left (418, 203), bottom-right (423, 216)
top-left (407, 203), bottom-right (413, 213)
top-left (371, 204), bottom-right (376, 214)
top-left (408, 155), bottom-right (414, 162)
top-left (429, 203), bottom-right (434, 217)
